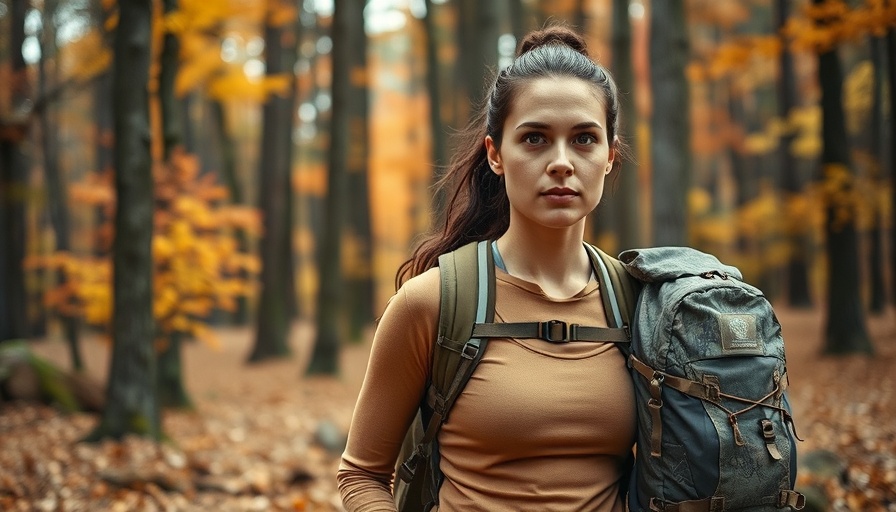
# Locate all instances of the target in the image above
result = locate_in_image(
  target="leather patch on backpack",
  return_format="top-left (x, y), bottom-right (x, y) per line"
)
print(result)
top-left (718, 313), bottom-right (762, 354)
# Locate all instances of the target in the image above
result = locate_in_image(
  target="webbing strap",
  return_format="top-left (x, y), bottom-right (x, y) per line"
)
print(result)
top-left (471, 321), bottom-right (629, 343)
top-left (398, 351), bottom-right (475, 483)
top-left (474, 242), bottom-right (490, 326)
top-left (649, 497), bottom-right (725, 512)
top-left (630, 355), bottom-right (721, 403)
top-left (650, 492), bottom-right (804, 512)
top-left (586, 244), bottom-right (624, 328)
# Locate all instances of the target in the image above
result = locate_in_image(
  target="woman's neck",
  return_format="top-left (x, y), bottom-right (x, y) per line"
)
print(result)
top-left (495, 223), bottom-right (592, 299)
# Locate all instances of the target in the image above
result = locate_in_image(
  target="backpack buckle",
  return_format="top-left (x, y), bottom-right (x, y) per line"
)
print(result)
top-left (398, 449), bottom-right (422, 482)
top-left (538, 320), bottom-right (570, 342)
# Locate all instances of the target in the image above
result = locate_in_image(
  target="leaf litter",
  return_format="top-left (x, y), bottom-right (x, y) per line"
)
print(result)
top-left (1, 309), bottom-right (894, 511)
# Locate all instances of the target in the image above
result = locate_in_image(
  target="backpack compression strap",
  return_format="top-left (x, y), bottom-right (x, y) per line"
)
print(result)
top-left (629, 354), bottom-right (799, 459)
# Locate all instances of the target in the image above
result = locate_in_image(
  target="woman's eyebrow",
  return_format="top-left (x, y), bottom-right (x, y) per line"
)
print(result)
top-left (514, 121), bottom-right (605, 131)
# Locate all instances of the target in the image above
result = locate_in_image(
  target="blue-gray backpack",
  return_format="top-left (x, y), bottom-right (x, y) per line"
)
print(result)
top-left (619, 247), bottom-right (805, 512)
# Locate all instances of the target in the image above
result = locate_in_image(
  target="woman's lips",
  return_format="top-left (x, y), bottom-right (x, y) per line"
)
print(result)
top-left (541, 187), bottom-right (578, 204)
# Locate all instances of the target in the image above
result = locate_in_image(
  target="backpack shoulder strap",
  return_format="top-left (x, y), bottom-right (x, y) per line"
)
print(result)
top-left (585, 244), bottom-right (640, 497)
top-left (586, 244), bottom-right (640, 331)
top-left (396, 240), bottom-right (495, 510)
top-left (432, 240), bottom-right (495, 385)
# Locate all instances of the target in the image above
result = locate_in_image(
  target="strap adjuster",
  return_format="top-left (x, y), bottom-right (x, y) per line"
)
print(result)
top-left (397, 449), bottom-right (422, 482)
top-left (461, 341), bottom-right (480, 359)
top-left (778, 490), bottom-right (806, 509)
top-left (538, 320), bottom-right (574, 342)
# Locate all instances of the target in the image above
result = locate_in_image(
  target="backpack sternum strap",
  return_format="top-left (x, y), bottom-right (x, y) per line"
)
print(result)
top-left (471, 320), bottom-right (630, 343)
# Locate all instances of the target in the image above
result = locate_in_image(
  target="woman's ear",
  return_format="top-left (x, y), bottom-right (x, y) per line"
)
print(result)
top-left (606, 138), bottom-right (618, 175)
top-left (484, 136), bottom-right (504, 176)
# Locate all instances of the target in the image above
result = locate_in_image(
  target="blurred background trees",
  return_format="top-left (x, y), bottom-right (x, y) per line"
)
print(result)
top-left (0, 0), bottom-right (893, 437)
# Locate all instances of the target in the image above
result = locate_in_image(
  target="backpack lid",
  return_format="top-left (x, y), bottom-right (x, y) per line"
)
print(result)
top-left (619, 246), bottom-right (743, 283)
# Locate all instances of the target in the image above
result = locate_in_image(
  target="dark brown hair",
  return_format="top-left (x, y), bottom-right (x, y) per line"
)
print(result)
top-left (396, 25), bottom-right (623, 287)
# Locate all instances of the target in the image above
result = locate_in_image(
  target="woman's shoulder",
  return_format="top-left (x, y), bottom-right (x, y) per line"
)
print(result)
top-left (376, 267), bottom-right (441, 355)
top-left (392, 266), bottom-right (441, 317)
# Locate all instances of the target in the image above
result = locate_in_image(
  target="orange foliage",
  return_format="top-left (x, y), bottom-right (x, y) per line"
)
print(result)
top-left (294, 163), bottom-right (327, 196)
top-left (819, 164), bottom-right (865, 231)
top-left (688, 182), bottom-right (828, 277)
top-left (691, 0), bottom-right (896, 83)
top-left (266, 3), bottom-right (297, 28)
top-left (30, 151), bottom-right (260, 348)
top-left (57, 31), bottom-right (113, 85)
top-left (164, 0), bottom-right (294, 103)
top-left (787, 0), bottom-right (896, 51)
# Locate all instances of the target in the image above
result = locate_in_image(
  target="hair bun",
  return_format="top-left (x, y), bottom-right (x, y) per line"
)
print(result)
top-left (516, 26), bottom-right (589, 57)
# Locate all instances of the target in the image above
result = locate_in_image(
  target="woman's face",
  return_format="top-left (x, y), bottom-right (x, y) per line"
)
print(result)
top-left (485, 76), bottom-right (615, 234)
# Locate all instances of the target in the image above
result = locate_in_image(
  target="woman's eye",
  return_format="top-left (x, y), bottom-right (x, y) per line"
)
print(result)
top-left (523, 133), bottom-right (546, 145)
top-left (574, 133), bottom-right (597, 145)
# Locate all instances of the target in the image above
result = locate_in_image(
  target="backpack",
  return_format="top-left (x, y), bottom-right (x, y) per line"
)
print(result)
top-left (394, 240), bottom-right (639, 512)
top-left (618, 247), bottom-right (805, 511)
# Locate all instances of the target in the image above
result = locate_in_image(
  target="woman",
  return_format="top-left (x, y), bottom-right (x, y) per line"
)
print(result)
top-left (337, 25), bottom-right (635, 511)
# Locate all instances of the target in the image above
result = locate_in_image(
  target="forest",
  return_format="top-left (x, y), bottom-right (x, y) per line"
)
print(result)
top-left (0, 0), bottom-right (894, 510)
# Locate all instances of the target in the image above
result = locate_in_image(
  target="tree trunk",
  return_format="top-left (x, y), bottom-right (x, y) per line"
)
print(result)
top-left (775, 0), bottom-right (813, 308)
top-left (588, 0), bottom-right (613, 247)
top-left (156, 331), bottom-right (191, 408)
top-left (425, 0), bottom-right (449, 221)
top-left (39, 0), bottom-right (84, 369)
top-left (345, 0), bottom-right (374, 342)
top-left (573, 0), bottom-right (587, 33)
top-left (159, 0), bottom-right (182, 160)
top-left (155, 0), bottom-right (191, 408)
top-left (649, 0), bottom-right (690, 246)
top-left (180, 92), bottom-right (195, 155)
top-left (867, 35), bottom-right (886, 313)
top-left (814, 0), bottom-right (873, 355)
top-left (0, 0), bottom-right (30, 344)
top-left (609, 0), bottom-right (641, 252)
top-left (87, 0), bottom-right (161, 441)
top-left (248, 2), bottom-right (299, 362)
top-left (92, 0), bottom-right (115, 258)
top-left (888, 20), bottom-right (896, 307)
top-left (299, 12), bottom-right (327, 320)
top-left (728, 87), bottom-right (759, 265)
top-left (458, 0), bottom-right (501, 108)
top-left (508, 0), bottom-right (527, 42)
top-left (307, 0), bottom-right (355, 375)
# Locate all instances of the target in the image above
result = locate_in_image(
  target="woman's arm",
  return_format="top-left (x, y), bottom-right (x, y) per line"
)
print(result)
top-left (337, 269), bottom-right (440, 511)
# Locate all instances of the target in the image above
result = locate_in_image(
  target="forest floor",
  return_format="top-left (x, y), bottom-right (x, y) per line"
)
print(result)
top-left (1, 307), bottom-right (895, 512)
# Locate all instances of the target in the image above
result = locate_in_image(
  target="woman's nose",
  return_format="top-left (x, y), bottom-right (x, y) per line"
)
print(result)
top-left (547, 144), bottom-right (574, 176)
